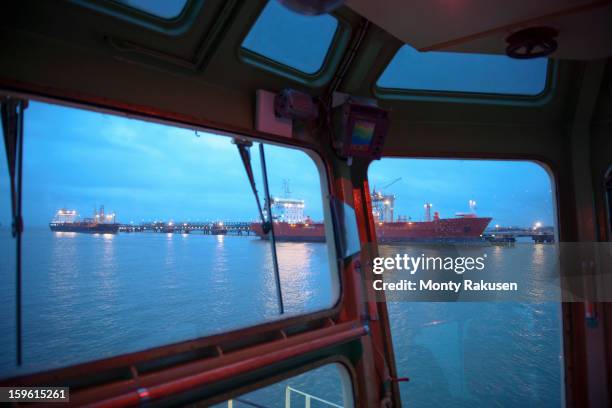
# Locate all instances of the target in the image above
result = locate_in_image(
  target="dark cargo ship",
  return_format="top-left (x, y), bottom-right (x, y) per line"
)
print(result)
top-left (49, 206), bottom-right (119, 234)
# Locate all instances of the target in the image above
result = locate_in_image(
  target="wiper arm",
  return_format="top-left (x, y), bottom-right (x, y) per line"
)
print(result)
top-left (234, 139), bottom-right (270, 233)
top-left (234, 139), bottom-right (284, 314)
top-left (1, 96), bottom-right (27, 365)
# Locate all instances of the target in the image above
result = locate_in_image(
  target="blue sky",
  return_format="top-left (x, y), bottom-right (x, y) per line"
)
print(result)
top-left (0, 1), bottom-right (554, 228)
top-left (378, 45), bottom-right (548, 95)
top-left (242, 0), bottom-right (338, 74)
top-left (0, 102), bottom-right (324, 227)
top-left (119, 0), bottom-right (187, 19)
top-left (369, 159), bottom-right (554, 227)
top-left (0, 102), bottom-right (554, 228)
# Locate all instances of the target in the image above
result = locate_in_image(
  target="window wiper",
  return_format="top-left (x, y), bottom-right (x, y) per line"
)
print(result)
top-left (234, 139), bottom-right (284, 314)
top-left (234, 139), bottom-right (269, 233)
top-left (1, 96), bottom-right (27, 365)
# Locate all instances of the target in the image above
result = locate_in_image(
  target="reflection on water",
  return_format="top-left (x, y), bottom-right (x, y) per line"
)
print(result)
top-left (382, 243), bottom-right (563, 407)
top-left (0, 228), bottom-right (335, 378)
top-left (0, 230), bottom-right (562, 408)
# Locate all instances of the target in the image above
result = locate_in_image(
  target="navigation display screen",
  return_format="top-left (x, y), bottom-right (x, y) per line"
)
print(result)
top-left (351, 120), bottom-right (376, 151)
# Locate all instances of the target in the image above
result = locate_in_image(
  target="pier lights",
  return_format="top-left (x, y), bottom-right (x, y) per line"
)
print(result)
top-left (533, 221), bottom-right (542, 230)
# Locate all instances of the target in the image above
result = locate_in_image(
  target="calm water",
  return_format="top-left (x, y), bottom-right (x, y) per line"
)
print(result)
top-left (0, 228), bottom-right (562, 407)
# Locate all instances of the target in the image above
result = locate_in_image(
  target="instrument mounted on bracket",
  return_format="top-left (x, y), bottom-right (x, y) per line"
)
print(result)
top-left (270, 88), bottom-right (390, 161)
top-left (505, 26), bottom-right (559, 59)
top-left (330, 93), bottom-right (389, 161)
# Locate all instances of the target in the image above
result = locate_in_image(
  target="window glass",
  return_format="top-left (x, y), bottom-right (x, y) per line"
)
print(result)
top-left (213, 363), bottom-right (353, 407)
top-left (368, 158), bottom-right (562, 406)
top-left (242, 1), bottom-right (338, 74)
top-left (377, 45), bottom-right (548, 96)
top-left (0, 101), bottom-right (337, 378)
top-left (112, 0), bottom-right (189, 19)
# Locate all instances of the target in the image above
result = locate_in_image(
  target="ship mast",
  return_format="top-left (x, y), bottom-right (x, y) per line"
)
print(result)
top-left (424, 202), bottom-right (433, 222)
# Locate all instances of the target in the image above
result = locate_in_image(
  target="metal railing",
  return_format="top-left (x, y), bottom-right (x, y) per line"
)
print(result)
top-left (285, 386), bottom-right (343, 408)
top-left (226, 386), bottom-right (343, 408)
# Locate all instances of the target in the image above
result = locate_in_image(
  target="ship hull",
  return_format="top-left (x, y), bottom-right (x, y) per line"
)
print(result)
top-left (250, 222), bottom-right (326, 242)
top-left (50, 223), bottom-right (119, 234)
top-left (376, 217), bottom-right (492, 243)
top-left (250, 217), bottom-right (492, 243)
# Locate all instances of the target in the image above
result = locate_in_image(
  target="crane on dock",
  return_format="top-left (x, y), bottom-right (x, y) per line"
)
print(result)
top-left (372, 177), bottom-right (401, 223)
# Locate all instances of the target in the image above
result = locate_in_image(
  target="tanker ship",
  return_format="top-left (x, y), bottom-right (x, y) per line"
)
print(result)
top-left (250, 192), bottom-right (491, 243)
top-left (49, 206), bottom-right (119, 234)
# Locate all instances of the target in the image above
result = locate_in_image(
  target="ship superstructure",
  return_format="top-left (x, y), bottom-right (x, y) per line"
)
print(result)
top-left (269, 197), bottom-right (306, 223)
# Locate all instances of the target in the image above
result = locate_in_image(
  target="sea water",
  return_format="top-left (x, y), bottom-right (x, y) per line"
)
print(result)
top-left (0, 228), bottom-right (562, 407)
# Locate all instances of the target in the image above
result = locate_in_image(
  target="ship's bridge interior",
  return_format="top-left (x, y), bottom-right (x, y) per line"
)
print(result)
top-left (1, 0), bottom-right (612, 407)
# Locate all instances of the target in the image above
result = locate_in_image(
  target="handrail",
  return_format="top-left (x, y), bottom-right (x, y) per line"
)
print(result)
top-left (285, 386), bottom-right (343, 408)
top-left (226, 386), bottom-right (343, 408)
top-left (84, 322), bottom-right (365, 407)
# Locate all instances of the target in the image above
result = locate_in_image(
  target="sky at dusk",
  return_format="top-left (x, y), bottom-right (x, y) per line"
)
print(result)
top-left (369, 159), bottom-right (554, 227)
top-left (0, 101), bottom-right (554, 229)
top-left (0, 1), bottom-right (555, 229)
top-left (0, 102), bottom-right (324, 227)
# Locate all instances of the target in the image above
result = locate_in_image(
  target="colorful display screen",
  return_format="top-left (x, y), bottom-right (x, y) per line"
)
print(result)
top-left (351, 120), bottom-right (376, 151)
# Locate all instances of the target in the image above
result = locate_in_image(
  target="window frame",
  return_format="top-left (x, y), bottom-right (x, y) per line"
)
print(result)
top-left (237, 2), bottom-right (352, 87)
top-left (0, 91), bottom-right (349, 383)
top-left (373, 46), bottom-right (558, 107)
top-left (366, 154), bottom-right (565, 406)
top-left (69, 0), bottom-right (205, 33)
top-left (204, 357), bottom-right (357, 408)
top-left (105, 0), bottom-right (191, 21)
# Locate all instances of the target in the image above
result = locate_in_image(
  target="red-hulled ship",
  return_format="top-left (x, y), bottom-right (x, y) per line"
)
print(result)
top-left (251, 217), bottom-right (325, 242)
top-left (250, 193), bottom-right (492, 243)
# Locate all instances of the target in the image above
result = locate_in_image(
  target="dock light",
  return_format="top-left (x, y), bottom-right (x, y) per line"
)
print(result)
top-left (533, 221), bottom-right (542, 230)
